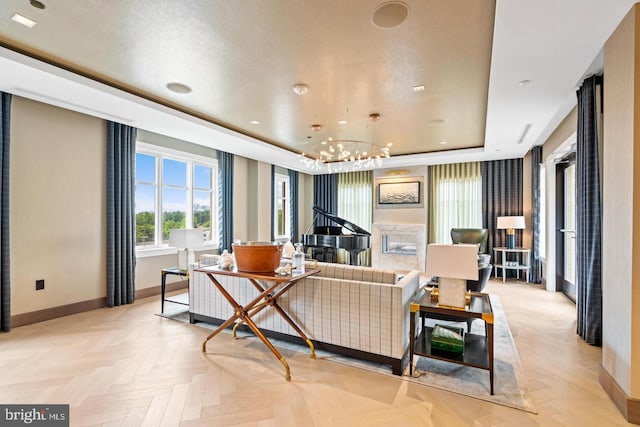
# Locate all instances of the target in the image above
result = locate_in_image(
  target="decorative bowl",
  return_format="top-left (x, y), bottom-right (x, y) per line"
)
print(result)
top-left (232, 241), bottom-right (282, 272)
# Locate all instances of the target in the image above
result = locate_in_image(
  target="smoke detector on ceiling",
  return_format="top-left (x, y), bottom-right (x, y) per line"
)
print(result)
top-left (293, 84), bottom-right (309, 95)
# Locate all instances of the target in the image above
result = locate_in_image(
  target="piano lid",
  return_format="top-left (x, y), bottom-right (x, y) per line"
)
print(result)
top-left (311, 205), bottom-right (371, 236)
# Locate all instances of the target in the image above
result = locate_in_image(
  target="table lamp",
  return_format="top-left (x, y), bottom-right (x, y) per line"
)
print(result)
top-left (425, 244), bottom-right (479, 308)
top-left (497, 216), bottom-right (525, 249)
top-left (169, 228), bottom-right (204, 271)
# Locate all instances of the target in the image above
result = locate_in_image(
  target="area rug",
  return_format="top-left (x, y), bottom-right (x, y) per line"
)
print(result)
top-left (158, 295), bottom-right (536, 414)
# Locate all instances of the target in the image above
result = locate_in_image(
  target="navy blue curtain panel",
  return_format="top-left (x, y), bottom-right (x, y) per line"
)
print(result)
top-left (0, 92), bottom-right (11, 332)
top-left (218, 151), bottom-right (234, 252)
top-left (576, 75), bottom-right (602, 346)
top-left (481, 158), bottom-right (523, 259)
top-left (313, 174), bottom-right (338, 227)
top-left (106, 121), bottom-right (137, 307)
top-left (531, 145), bottom-right (543, 283)
top-left (288, 169), bottom-right (299, 243)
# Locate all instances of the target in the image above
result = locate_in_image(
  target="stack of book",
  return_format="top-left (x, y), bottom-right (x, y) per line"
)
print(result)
top-left (431, 324), bottom-right (465, 354)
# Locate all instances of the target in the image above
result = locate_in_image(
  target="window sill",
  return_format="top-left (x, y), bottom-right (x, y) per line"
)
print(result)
top-left (136, 244), bottom-right (219, 258)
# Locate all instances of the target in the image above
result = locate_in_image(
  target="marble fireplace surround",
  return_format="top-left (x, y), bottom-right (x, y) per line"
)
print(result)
top-left (372, 223), bottom-right (426, 272)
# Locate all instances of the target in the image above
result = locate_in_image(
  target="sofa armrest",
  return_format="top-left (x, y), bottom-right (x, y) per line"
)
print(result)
top-left (394, 270), bottom-right (421, 355)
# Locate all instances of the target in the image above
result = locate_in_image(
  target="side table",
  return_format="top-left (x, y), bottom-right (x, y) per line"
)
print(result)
top-left (161, 267), bottom-right (189, 314)
top-left (409, 288), bottom-right (495, 394)
top-left (492, 247), bottom-right (531, 283)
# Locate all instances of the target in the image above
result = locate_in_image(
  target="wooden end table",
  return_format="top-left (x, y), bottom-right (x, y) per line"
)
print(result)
top-left (195, 265), bottom-right (320, 381)
top-left (409, 288), bottom-right (495, 394)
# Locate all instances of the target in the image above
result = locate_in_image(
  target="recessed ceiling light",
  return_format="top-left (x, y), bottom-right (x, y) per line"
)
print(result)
top-left (11, 13), bottom-right (36, 28)
top-left (250, 120), bottom-right (260, 125)
top-left (518, 80), bottom-right (531, 86)
top-left (439, 141), bottom-right (448, 145)
top-left (338, 120), bottom-right (347, 124)
top-left (293, 84), bottom-right (308, 95)
top-left (413, 85), bottom-right (425, 92)
top-left (30, 0), bottom-right (46, 9)
top-left (372, 2), bottom-right (409, 28)
top-left (166, 82), bottom-right (192, 94)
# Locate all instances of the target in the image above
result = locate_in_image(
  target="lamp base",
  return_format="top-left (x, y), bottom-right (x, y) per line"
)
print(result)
top-left (438, 277), bottom-right (467, 308)
top-left (177, 249), bottom-right (195, 271)
top-left (506, 234), bottom-right (515, 249)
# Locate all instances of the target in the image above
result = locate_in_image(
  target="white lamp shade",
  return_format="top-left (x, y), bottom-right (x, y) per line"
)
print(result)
top-left (169, 228), bottom-right (203, 249)
top-left (497, 216), bottom-right (525, 230)
top-left (425, 244), bottom-right (478, 281)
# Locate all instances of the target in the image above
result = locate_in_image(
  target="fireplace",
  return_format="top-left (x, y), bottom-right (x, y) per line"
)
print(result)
top-left (382, 233), bottom-right (418, 255)
top-left (372, 223), bottom-right (426, 271)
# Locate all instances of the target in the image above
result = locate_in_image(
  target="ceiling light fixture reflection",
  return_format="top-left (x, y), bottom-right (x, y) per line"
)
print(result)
top-left (293, 84), bottom-right (308, 95)
top-left (250, 120), bottom-right (260, 125)
top-left (338, 120), bottom-right (348, 124)
top-left (299, 113), bottom-right (391, 172)
top-left (11, 13), bottom-right (36, 28)
top-left (166, 82), bottom-right (192, 94)
top-left (518, 80), bottom-right (531, 86)
top-left (413, 85), bottom-right (425, 92)
top-left (30, 0), bottom-right (46, 9)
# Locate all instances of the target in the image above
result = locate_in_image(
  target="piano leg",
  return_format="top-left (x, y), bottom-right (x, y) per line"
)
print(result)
top-left (348, 250), bottom-right (364, 266)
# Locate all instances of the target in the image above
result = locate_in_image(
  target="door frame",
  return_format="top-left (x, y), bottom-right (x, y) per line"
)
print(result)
top-left (555, 152), bottom-right (576, 302)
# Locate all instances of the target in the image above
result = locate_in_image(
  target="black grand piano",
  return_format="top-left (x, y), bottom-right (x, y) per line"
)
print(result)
top-left (302, 205), bottom-right (371, 265)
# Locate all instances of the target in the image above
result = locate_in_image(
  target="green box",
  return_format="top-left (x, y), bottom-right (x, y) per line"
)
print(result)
top-left (431, 324), bottom-right (465, 354)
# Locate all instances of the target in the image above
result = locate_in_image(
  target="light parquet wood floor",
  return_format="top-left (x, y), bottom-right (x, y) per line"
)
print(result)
top-left (0, 280), bottom-right (633, 426)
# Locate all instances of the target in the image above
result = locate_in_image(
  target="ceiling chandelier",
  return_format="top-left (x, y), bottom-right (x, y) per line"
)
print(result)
top-left (299, 113), bottom-right (392, 172)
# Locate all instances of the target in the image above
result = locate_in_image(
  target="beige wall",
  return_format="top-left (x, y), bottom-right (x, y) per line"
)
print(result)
top-left (10, 97), bottom-right (107, 315)
top-left (8, 97), bottom-right (305, 318)
top-left (542, 107), bottom-right (578, 160)
top-left (602, 5), bottom-right (639, 398)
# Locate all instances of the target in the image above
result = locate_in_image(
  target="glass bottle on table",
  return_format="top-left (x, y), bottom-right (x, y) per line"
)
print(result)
top-left (293, 243), bottom-right (305, 273)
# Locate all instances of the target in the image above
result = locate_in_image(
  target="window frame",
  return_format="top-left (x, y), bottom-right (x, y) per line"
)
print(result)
top-left (135, 141), bottom-right (218, 257)
top-left (273, 172), bottom-right (291, 240)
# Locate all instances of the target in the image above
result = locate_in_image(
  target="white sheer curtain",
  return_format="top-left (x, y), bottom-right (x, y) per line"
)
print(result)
top-left (338, 170), bottom-right (373, 265)
top-left (429, 162), bottom-right (482, 244)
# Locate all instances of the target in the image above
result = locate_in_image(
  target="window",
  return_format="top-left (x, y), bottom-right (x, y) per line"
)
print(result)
top-left (135, 142), bottom-right (218, 250)
top-left (273, 173), bottom-right (290, 239)
top-left (429, 162), bottom-right (482, 244)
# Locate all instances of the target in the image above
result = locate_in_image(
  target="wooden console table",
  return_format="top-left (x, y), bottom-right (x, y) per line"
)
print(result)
top-left (409, 288), bottom-right (495, 394)
top-left (195, 265), bottom-right (320, 381)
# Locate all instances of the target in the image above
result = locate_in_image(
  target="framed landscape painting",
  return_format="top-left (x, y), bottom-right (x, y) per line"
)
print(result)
top-left (378, 181), bottom-right (420, 205)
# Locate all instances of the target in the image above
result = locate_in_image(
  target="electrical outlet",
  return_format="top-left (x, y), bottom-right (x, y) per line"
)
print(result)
top-left (35, 279), bottom-right (44, 290)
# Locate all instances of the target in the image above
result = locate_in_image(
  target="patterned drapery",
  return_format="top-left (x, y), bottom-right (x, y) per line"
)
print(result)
top-left (106, 121), bottom-right (137, 307)
top-left (0, 92), bottom-right (11, 331)
top-left (313, 174), bottom-right (338, 226)
top-left (576, 75), bottom-right (602, 346)
top-left (531, 145), bottom-right (543, 284)
top-left (288, 169), bottom-right (299, 243)
top-left (218, 151), bottom-right (234, 252)
top-left (481, 158), bottom-right (523, 258)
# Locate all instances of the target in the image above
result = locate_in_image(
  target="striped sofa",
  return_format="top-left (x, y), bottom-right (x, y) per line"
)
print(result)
top-left (189, 262), bottom-right (421, 375)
